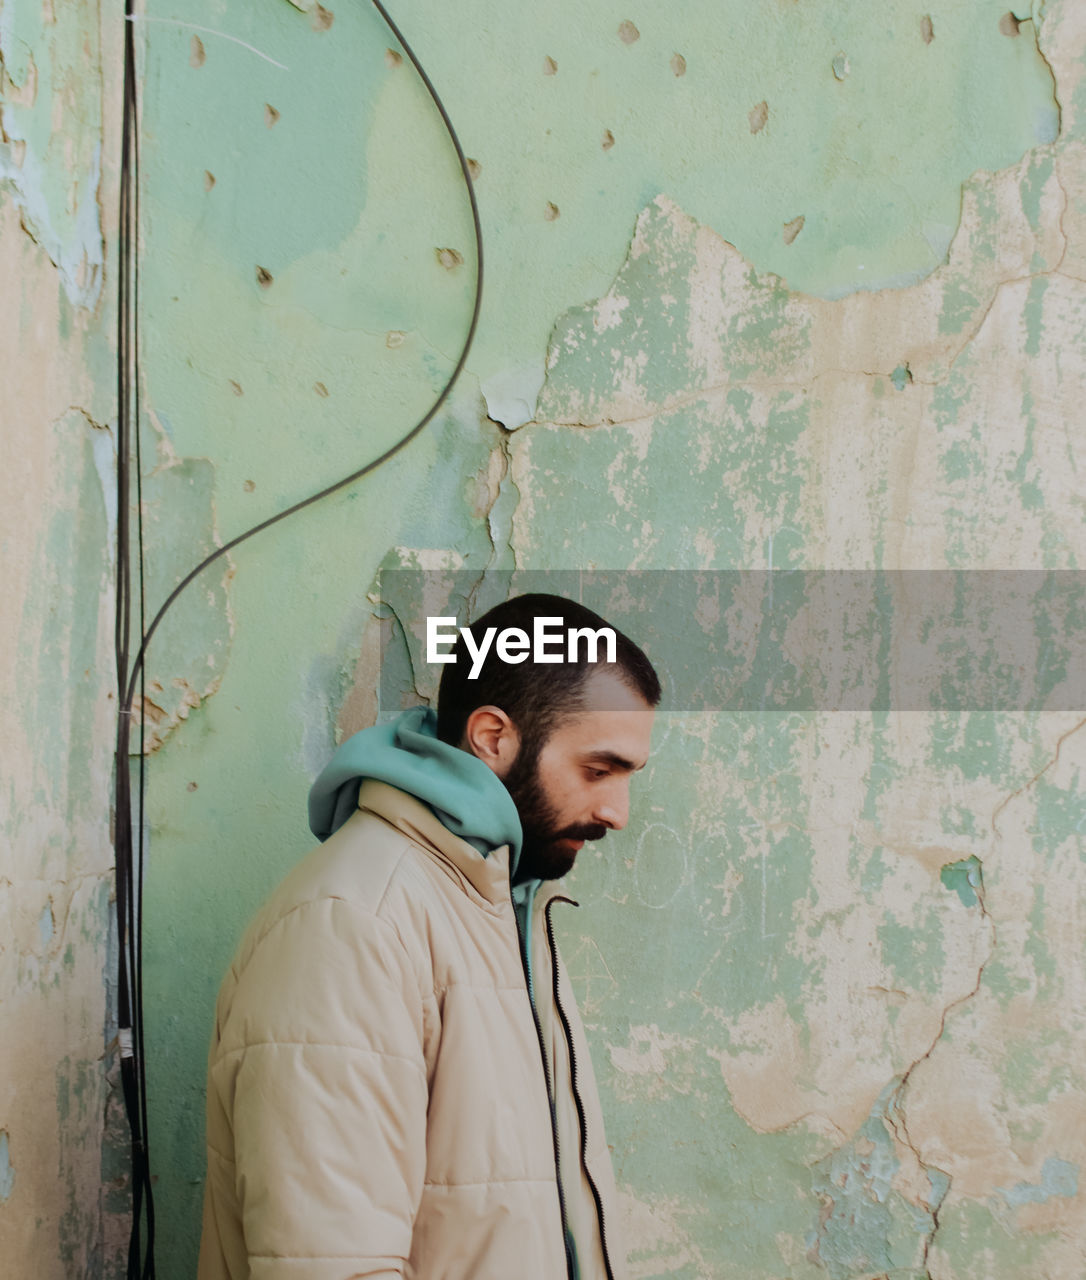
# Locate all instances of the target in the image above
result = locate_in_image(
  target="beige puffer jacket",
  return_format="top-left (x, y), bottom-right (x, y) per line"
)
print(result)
top-left (198, 780), bottom-right (626, 1280)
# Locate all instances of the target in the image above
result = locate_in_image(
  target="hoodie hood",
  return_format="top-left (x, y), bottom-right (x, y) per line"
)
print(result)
top-left (308, 706), bottom-right (523, 874)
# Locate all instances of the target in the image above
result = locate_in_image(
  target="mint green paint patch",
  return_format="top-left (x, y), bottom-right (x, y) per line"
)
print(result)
top-left (0, 1132), bottom-right (14, 1202)
top-left (1019, 151), bottom-right (1058, 233)
top-left (1031, 762), bottom-right (1086, 850)
top-left (859, 845), bottom-right (890, 895)
top-left (938, 278), bottom-right (987, 338)
top-left (930, 370), bottom-right (974, 437)
top-left (1008, 1115), bottom-right (1046, 1147)
top-left (1023, 273), bottom-right (1049, 359)
top-left (927, 713), bottom-right (1011, 782)
top-left (999, 1157), bottom-right (1079, 1208)
top-left (1027, 882), bottom-right (1059, 992)
top-left (877, 912), bottom-right (946, 995)
top-left (38, 902), bottom-right (54, 948)
top-left (860, 718), bottom-right (898, 825)
top-left (940, 855), bottom-right (983, 908)
top-left (890, 363), bottom-right (911, 391)
top-left (1000, 1026), bottom-right (1076, 1105)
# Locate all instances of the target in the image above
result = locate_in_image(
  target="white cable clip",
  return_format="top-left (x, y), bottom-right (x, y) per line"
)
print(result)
top-left (119, 1027), bottom-right (135, 1059)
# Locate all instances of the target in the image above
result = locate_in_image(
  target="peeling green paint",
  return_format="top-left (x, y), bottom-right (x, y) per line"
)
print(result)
top-left (941, 854), bottom-right (984, 908)
top-left (809, 1082), bottom-right (942, 1280)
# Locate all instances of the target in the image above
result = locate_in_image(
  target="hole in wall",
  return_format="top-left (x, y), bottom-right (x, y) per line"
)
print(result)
top-left (782, 215), bottom-right (805, 245)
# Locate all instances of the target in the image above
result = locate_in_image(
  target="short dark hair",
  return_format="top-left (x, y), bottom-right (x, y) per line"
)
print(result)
top-left (436, 593), bottom-right (660, 750)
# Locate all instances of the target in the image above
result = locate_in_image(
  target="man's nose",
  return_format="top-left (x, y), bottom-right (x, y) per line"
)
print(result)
top-left (594, 782), bottom-right (630, 831)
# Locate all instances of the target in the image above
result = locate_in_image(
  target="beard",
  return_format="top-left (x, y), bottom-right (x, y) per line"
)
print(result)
top-left (503, 745), bottom-right (608, 882)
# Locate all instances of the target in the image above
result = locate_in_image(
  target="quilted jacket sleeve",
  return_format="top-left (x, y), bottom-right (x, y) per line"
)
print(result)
top-left (206, 896), bottom-right (428, 1280)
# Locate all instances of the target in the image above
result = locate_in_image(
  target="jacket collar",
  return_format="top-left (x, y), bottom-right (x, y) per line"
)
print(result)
top-left (357, 779), bottom-right (515, 907)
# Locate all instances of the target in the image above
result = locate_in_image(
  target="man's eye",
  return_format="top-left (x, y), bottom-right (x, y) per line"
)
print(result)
top-left (586, 768), bottom-right (609, 780)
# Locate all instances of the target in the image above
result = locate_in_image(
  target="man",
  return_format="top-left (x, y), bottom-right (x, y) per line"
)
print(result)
top-left (198, 593), bottom-right (660, 1280)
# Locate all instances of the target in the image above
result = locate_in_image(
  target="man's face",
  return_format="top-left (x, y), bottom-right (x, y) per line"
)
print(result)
top-left (503, 669), bottom-right (656, 882)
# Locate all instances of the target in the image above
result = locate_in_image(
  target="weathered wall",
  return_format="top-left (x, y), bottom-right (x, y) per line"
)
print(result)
top-left (0, 1), bottom-right (128, 1275)
top-left (8, 0), bottom-right (1086, 1276)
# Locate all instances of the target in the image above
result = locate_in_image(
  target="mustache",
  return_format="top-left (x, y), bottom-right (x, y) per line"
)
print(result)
top-left (554, 823), bottom-right (609, 843)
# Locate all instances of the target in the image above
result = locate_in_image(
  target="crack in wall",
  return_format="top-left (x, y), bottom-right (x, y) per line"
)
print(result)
top-left (531, 252), bottom-right (1081, 435)
top-left (887, 866), bottom-right (997, 1278)
top-left (991, 713), bottom-right (1086, 836)
top-left (805, 866), bottom-right (996, 1279)
top-left (482, 424), bottom-right (519, 574)
top-left (1031, 15), bottom-right (1065, 133)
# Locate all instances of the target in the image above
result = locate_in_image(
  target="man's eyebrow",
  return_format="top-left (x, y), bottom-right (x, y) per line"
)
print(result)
top-left (582, 750), bottom-right (646, 772)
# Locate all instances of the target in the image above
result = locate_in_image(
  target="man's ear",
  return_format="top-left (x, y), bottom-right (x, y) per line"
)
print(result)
top-left (463, 706), bottom-right (520, 778)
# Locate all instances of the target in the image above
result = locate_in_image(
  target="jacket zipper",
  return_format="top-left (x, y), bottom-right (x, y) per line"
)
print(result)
top-left (545, 897), bottom-right (618, 1280)
top-left (513, 887), bottom-right (575, 1280)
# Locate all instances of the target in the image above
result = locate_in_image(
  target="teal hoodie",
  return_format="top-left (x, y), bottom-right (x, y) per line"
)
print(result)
top-left (308, 705), bottom-right (523, 864)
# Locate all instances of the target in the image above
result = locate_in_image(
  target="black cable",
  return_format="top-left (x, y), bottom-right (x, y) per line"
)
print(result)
top-left (113, 2), bottom-right (483, 1275)
top-left (115, 2), bottom-right (150, 1274)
